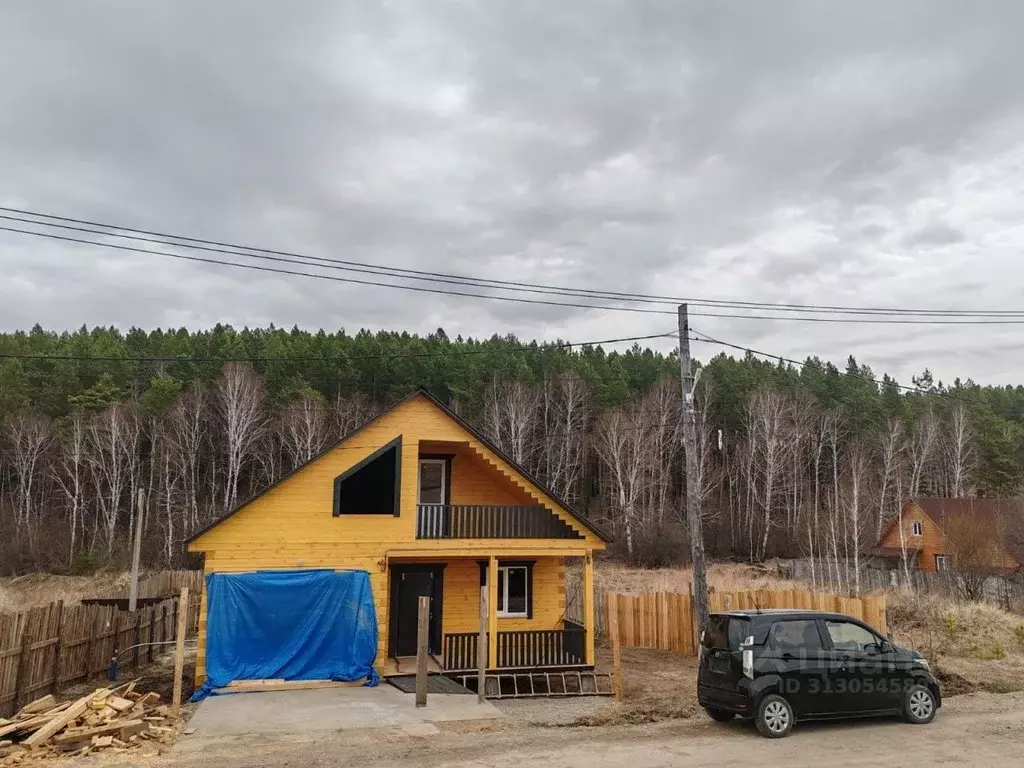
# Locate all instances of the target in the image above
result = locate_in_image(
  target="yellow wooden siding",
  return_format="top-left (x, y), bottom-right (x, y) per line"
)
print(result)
top-left (189, 395), bottom-right (601, 685)
top-left (440, 557), bottom-right (566, 635)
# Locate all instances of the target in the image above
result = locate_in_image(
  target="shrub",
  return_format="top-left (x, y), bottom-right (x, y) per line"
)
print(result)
top-left (943, 612), bottom-right (961, 638)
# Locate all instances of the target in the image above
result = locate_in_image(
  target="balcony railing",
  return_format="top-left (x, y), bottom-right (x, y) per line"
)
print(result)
top-left (442, 623), bottom-right (587, 671)
top-left (416, 504), bottom-right (584, 539)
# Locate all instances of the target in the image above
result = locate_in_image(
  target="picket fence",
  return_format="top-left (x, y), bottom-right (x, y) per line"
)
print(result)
top-left (605, 588), bottom-right (888, 656)
top-left (0, 580), bottom-right (201, 717)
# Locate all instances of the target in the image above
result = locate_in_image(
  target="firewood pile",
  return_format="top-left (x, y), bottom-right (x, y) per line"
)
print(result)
top-left (0, 683), bottom-right (180, 763)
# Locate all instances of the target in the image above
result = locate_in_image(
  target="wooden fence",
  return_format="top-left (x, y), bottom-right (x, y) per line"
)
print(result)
top-left (605, 588), bottom-right (888, 657)
top-left (0, 594), bottom-right (200, 717)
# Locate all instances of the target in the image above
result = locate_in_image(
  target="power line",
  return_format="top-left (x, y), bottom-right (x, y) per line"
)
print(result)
top-left (0, 332), bottom-right (678, 364)
top-left (5, 206), bottom-right (1024, 320)
top-left (10, 224), bottom-right (1024, 325)
top-left (689, 329), bottom-right (968, 401)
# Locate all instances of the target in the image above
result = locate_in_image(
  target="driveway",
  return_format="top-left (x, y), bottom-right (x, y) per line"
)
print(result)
top-left (177, 684), bottom-right (503, 750)
top-left (162, 690), bottom-right (1023, 767)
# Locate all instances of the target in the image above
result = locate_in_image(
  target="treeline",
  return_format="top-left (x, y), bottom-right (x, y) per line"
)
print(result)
top-left (1, 324), bottom-right (1023, 575)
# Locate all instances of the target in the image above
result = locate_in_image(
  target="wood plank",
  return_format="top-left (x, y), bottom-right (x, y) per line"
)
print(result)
top-left (220, 680), bottom-right (366, 693)
top-left (171, 587), bottom-right (189, 715)
top-left (22, 688), bottom-right (110, 747)
top-left (17, 694), bottom-right (56, 716)
top-left (53, 719), bottom-right (145, 745)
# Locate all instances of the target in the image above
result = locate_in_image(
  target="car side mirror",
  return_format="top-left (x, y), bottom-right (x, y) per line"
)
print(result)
top-left (879, 641), bottom-right (894, 654)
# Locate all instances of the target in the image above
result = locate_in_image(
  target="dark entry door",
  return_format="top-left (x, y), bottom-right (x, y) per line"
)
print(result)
top-left (391, 566), bottom-right (444, 658)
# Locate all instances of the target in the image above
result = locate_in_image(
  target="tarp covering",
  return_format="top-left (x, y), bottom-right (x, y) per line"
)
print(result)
top-left (191, 569), bottom-right (379, 701)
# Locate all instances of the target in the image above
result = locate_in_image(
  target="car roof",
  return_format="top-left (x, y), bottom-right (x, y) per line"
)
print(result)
top-left (710, 609), bottom-right (866, 623)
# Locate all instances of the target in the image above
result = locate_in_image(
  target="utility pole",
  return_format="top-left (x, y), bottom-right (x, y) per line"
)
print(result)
top-left (678, 303), bottom-right (709, 632)
top-left (128, 488), bottom-right (145, 613)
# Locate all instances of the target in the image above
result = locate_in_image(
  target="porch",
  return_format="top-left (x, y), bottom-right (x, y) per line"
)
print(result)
top-left (384, 552), bottom-right (596, 675)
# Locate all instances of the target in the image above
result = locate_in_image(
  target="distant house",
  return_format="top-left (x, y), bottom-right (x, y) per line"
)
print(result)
top-left (870, 498), bottom-right (1020, 574)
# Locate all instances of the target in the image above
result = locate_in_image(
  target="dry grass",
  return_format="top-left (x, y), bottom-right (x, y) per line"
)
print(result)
top-left (595, 561), bottom-right (800, 595)
top-left (572, 646), bottom-right (700, 725)
top-left (0, 571), bottom-right (132, 614)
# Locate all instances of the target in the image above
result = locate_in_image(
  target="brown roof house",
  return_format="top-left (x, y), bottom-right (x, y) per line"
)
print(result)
top-left (871, 498), bottom-right (1020, 575)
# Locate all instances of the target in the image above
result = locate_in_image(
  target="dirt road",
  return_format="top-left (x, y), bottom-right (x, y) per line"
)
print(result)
top-left (151, 691), bottom-right (1024, 768)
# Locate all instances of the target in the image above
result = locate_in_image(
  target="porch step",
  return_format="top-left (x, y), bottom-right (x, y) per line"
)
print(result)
top-left (452, 671), bottom-right (615, 699)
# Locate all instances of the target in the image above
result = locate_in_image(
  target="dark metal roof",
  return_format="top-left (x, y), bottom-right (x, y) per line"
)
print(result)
top-left (187, 387), bottom-right (611, 545)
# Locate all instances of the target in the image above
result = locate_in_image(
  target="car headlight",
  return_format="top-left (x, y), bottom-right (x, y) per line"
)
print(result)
top-left (914, 657), bottom-right (930, 670)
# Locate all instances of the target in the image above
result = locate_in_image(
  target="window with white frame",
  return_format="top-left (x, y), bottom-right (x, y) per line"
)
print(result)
top-left (910, 521), bottom-right (923, 536)
top-left (935, 555), bottom-right (950, 572)
top-left (481, 563), bottom-right (532, 617)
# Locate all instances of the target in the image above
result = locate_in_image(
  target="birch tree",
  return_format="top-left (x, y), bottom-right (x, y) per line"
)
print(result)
top-left (594, 402), bottom-right (651, 561)
top-left (483, 378), bottom-right (539, 466)
top-left (5, 412), bottom-right (53, 533)
top-left (944, 405), bottom-right (975, 497)
top-left (280, 392), bottom-right (330, 467)
top-left (215, 363), bottom-right (267, 512)
top-left (52, 410), bottom-right (87, 562)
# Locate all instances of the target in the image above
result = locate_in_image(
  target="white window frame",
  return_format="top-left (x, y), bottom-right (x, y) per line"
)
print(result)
top-left (935, 555), bottom-right (950, 572)
top-left (496, 565), bottom-right (529, 618)
top-left (417, 458), bottom-right (447, 505)
top-left (910, 521), bottom-right (923, 536)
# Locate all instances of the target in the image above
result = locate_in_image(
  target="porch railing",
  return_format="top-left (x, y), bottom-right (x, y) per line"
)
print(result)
top-left (442, 624), bottom-right (587, 671)
top-left (416, 504), bottom-right (584, 540)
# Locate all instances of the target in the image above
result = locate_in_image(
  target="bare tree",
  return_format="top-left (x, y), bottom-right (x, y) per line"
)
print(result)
top-left (943, 405), bottom-right (975, 497)
top-left (87, 404), bottom-right (140, 552)
top-left (52, 410), bottom-right (87, 563)
top-left (482, 378), bottom-right (539, 466)
top-left (943, 511), bottom-right (1005, 600)
top-left (594, 401), bottom-right (651, 561)
top-left (333, 392), bottom-right (376, 439)
top-left (907, 409), bottom-right (939, 496)
top-left (642, 378), bottom-right (682, 526)
top-left (844, 439), bottom-right (872, 595)
top-left (537, 373), bottom-right (590, 505)
top-left (5, 412), bottom-right (54, 534)
top-left (280, 392), bottom-right (330, 468)
top-left (876, 419), bottom-right (904, 540)
top-left (215, 363), bottom-right (267, 512)
top-left (745, 389), bottom-right (793, 560)
top-left (166, 383), bottom-right (207, 534)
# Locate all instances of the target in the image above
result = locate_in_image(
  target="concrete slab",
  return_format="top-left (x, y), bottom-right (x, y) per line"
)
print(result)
top-left (180, 684), bottom-right (503, 748)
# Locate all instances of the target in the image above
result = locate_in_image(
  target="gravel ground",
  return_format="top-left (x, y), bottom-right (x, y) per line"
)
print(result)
top-left (493, 696), bottom-right (614, 726)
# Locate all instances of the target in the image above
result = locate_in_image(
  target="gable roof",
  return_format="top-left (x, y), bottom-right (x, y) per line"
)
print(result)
top-left (908, 498), bottom-right (1022, 530)
top-left (187, 387), bottom-right (611, 545)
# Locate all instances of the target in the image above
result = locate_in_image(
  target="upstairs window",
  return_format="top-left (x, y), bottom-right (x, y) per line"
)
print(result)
top-left (333, 437), bottom-right (402, 516)
top-left (418, 458), bottom-right (448, 504)
top-left (910, 521), bottom-right (923, 536)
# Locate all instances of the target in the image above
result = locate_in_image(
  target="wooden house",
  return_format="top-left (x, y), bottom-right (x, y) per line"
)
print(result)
top-left (870, 498), bottom-right (1020, 573)
top-left (187, 389), bottom-right (609, 687)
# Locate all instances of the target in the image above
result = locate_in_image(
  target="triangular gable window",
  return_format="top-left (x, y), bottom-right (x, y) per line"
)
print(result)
top-left (333, 436), bottom-right (402, 516)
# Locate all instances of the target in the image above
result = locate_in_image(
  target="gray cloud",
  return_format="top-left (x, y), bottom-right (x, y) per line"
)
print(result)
top-left (3, 1), bottom-right (1024, 384)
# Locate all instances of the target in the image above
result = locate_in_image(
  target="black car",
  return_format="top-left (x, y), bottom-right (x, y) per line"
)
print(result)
top-left (697, 609), bottom-right (941, 738)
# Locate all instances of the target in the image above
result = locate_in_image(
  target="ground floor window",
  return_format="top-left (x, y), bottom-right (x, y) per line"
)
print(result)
top-left (479, 560), bottom-right (534, 618)
top-left (935, 555), bottom-right (950, 572)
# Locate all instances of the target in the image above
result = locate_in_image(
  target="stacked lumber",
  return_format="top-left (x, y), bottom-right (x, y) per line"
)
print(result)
top-left (0, 684), bottom-right (179, 764)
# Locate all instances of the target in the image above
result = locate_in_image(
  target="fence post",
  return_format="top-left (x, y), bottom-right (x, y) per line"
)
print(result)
top-left (608, 593), bottom-right (622, 700)
top-left (171, 587), bottom-right (189, 716)
top-left (50, 601), bottom-right (65, 696)
top-left (13, 630), bottom-right (32, 712)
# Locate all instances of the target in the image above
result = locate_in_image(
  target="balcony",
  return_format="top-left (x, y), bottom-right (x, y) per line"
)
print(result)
top-left (416, 504), bottom-right (584, 540)
top-left (442, 622), bottom-right (587, 672)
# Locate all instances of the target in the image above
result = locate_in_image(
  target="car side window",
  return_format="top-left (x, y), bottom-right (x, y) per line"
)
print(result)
top-left (769, 620), bottom-right (823, 653)
top-left (825, 620), bottom-right (879, 653)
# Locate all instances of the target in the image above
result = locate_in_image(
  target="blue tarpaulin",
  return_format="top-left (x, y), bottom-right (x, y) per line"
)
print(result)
top-left (191, 569), bottom-right (380, 701)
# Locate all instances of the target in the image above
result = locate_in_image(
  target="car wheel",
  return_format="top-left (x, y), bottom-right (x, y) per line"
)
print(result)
top-left (755, 694), bottom-right (794, 738)
top-left (903, 684), bottom-right (937, 724)
top-left (704, 707), bottom-right (734, 723)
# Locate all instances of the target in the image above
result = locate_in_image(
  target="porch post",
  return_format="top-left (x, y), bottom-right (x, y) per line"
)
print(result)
top-left (487, 555), bottom-right (499, 668)
top-left (583, 552), bottom-right (595, 665)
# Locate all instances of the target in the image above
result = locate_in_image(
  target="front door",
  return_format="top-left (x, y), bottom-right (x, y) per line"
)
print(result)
top-left (390, 565), bottom-right (444, 658)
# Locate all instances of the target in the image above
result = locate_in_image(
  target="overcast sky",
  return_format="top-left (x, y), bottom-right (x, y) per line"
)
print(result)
top-left (3, 2), bottom-right (1024, 385)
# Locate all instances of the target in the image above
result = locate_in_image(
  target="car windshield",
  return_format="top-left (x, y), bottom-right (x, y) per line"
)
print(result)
top-left (703, 616), bottom-right (751, 650)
